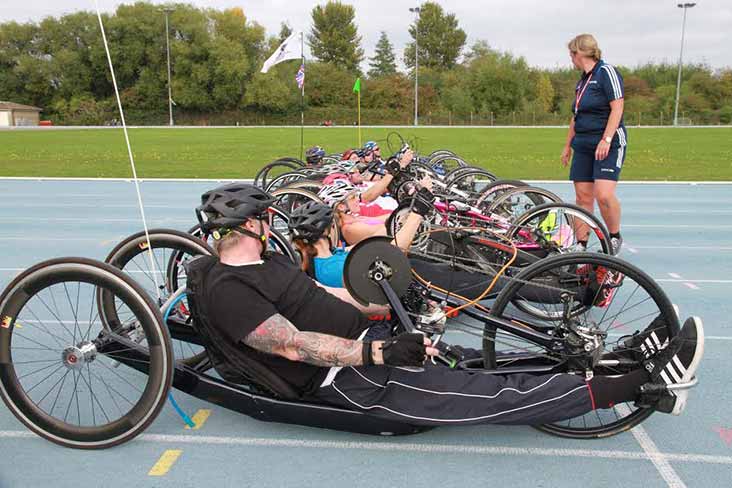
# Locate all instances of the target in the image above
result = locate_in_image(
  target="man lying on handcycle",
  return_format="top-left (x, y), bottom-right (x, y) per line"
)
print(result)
top-left (194, 183), bottom-right (703, 426)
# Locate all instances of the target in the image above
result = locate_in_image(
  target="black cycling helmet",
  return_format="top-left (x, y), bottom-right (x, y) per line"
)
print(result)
top-left (196, 183), bottom-right (274, 234)
top-left (288, 201), bottom-right (333, 244)
top-left (305, 146), bottom-right (326, 165)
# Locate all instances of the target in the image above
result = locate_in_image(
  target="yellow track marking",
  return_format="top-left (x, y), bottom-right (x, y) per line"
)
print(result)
top-left (184, 409), bottom-right (211, 430)
top-left (148, 449), bottom-right (182, 476)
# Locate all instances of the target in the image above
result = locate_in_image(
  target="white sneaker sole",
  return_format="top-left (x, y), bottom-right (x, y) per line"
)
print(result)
top-left (670, 316), bottom-right (705, 415)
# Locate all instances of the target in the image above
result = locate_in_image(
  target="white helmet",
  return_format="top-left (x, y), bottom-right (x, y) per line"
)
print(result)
top-left (318, 180), bottom-right (357, 207)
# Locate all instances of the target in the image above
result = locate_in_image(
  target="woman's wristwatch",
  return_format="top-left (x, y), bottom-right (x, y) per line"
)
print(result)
top-left (603, 136), bottom-right (612, 144)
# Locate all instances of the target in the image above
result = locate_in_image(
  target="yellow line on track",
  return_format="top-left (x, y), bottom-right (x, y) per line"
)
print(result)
top-left (148, 449), bottom-right (183, 476)
top-left (184, 409), bottom-right (212, 430)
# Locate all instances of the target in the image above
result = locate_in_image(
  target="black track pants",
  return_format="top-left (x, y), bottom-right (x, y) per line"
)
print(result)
top-left (312, 362), bottom-right (593, 426)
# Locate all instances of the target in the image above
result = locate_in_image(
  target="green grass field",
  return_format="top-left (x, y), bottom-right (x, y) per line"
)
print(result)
top-left (0, 127), bottom-right (730, 180)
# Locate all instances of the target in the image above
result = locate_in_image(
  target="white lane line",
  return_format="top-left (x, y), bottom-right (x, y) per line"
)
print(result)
top-left (0, 237), bottom-right (109, 242)
top-left (656, 279), bottom-right (732, 284)
top-left (631, 246), bottom-right (732, 251)
top-left (616, 404), bottom-right (687, 488)
top-left (0, 203), bottom-right (191, 209)
top-left (668, 273), bottom-right (682, 279)
top-left (684, 283), bottom-right (700, 290)
top-left (0, 218), bottom-right (192, 224)
top-left (1, 430), bottom-right (732, 466)
top-left (623, 225), bottom-right (732, 229)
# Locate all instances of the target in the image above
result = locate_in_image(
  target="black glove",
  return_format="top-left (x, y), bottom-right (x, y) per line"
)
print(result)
top-left (381, 333), bottom-right (428, 367)
top-left (386, 157), bottom-right (402, 177)
top-left (410, 187), bottom-right (435, 217)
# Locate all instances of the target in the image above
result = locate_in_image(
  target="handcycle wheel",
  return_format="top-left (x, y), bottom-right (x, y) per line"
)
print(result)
top-left (264, 171), bottom-right (308, 193)
top-left (101, 229), bottom-right (214, 362)
top-left (485, 186), bottom-right (562, 220)
top-left (253, 159), bottom-right (304, 189)
top-left (429, 154), bottom-right (468, 176)
top-left (474, 179), bottom-right (528, 210)
top-left (0, 258), bottom-right (173, 449)
top-left (508, 202), bottom-right (612, 256)
top-left (444, 168), bottom-right (498, 202)
top-left (483, 252), bottom-right (680, 438)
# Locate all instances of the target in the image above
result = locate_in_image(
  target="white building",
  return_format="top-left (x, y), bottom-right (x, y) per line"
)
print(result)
top-left (0, 102), bottom-right (43, 127)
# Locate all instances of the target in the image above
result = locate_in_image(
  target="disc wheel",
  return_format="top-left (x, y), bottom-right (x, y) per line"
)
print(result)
top-left (482, 252), bottom-right (680, 438)
top-left (0, 258), bottom-right (173, 449)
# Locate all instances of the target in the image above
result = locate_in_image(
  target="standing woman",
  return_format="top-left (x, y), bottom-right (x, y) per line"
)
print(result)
top-left (561, 34), bottom-right (626, 254)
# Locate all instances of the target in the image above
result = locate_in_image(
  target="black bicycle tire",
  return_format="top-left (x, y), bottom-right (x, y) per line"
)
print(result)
top-left (0, 257), bottom-right (173, 449)
top-left (483, 253), bottom-right (679, 438)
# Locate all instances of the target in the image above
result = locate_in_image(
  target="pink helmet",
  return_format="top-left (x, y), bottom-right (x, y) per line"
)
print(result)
top-left (322, 172), bottom-right (351, 186)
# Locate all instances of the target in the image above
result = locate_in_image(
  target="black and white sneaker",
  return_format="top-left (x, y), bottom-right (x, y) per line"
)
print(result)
top-left (643, 316), bottom-right (704, 415)
top-left (617, 305), bottom-right (679, 360)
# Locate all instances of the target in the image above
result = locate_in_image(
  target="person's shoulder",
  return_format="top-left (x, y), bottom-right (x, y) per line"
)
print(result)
top-left (265, 252), bottom-right (299, 268)
top-left (598, 61), bottom-right (622, 78)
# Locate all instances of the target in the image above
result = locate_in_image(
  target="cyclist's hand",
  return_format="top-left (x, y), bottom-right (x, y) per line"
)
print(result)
top-left (411, 187), bottom-right (435, 217)
top-left (373, 333), bottom-right (438, 366)
top-left (561, 146), bottom-right (572, 167)
top-left (418, 175), bottom-right (433, 192)
top-left (399, 149), bottom-right (414, 168)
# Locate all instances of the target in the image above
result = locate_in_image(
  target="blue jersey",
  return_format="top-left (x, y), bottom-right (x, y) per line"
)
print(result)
top-left (313, 248), bottom-right (349, 288)
top-left (572, 60), bottom-right (626, 144)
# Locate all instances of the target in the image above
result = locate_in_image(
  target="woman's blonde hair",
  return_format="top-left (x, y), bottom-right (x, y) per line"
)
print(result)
top-left (568, 34), bottom-right (602, 61)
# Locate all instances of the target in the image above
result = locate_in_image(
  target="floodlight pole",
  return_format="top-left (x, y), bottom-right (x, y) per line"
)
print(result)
top-left (673, 2), bottom-right (695, 126)
top-left (409, 6), bottom-right (421, 127)
top-left (162, 7), bottom-right (175, 126)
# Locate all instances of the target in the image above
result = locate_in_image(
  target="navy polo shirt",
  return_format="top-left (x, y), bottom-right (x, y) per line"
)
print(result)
top-left (572, 60), bottom-right (626, 143)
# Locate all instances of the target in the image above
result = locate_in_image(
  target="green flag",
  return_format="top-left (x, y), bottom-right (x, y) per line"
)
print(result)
top-left (352, 77), bottom-right (361, 94)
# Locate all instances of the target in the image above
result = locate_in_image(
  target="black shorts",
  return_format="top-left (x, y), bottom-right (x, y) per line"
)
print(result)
top-left (569, 144), bottom-right (626, 182)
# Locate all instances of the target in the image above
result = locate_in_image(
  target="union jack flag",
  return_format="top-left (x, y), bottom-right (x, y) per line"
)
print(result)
top-left (295, 63), bottom-right (305, 90)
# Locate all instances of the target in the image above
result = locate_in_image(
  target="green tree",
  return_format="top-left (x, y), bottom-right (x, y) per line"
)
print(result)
top-left (403, 2), bottom-right (466, 71)
top-left (368, 31), bottom-right (397, 78)
top-left (308, 1), bottom-right (364, 72)
top-left (533, 72), bottom-right (555, 113)
top-left (278, 22), bottom-right (293, 43)
top-left (464, 42), bottom-right (531, 115)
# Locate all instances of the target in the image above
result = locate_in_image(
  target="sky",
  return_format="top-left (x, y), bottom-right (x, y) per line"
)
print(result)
top-left (2, 0), bottom-right (731, 71)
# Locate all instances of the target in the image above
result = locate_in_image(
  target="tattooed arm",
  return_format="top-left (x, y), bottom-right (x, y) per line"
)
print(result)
top-left (242, 313), bottom-right (373, 367)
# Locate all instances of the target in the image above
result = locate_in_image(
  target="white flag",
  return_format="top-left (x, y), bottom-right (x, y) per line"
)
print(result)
top-left (261, 31), bottom-right (302, 73)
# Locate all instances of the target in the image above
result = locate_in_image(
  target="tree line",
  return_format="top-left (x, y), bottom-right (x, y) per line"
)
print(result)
top-left (1, 1), bottom-right (730, 126)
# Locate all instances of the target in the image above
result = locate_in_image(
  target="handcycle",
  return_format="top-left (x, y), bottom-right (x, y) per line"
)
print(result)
top-left (0, 227), bottom-right (697, 448)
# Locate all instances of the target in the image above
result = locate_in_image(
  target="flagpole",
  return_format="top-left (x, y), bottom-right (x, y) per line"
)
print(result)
top-left (357, 89), bottom-right (361, 146)
top-left (300, 32), bottom-right (305, 161)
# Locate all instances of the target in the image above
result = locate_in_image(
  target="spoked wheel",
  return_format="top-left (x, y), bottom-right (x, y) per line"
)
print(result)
top-left (444, 168), bottom-right (498, 202)
top-left (485, 186), bottom-right (562, 220)
top-left (0, 258), bottom-right (173, 449)
top-left (474, 179), bottom-right (528, 210)
top-left (429, 154), bottom-right (467, 176)
top-left (264, 171), bottom-right (308, 193)
top-left (253, 159), bottom-right (304, 189)
top-left (508, 202), bottom-right (612, 256)
top-left (102, 229), bottom-right (214, 362)
top-left (483, 252), bottom-right (680, 438)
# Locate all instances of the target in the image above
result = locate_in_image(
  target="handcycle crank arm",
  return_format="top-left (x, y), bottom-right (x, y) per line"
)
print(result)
top-left (376, 277), bottom-right (416, 333)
